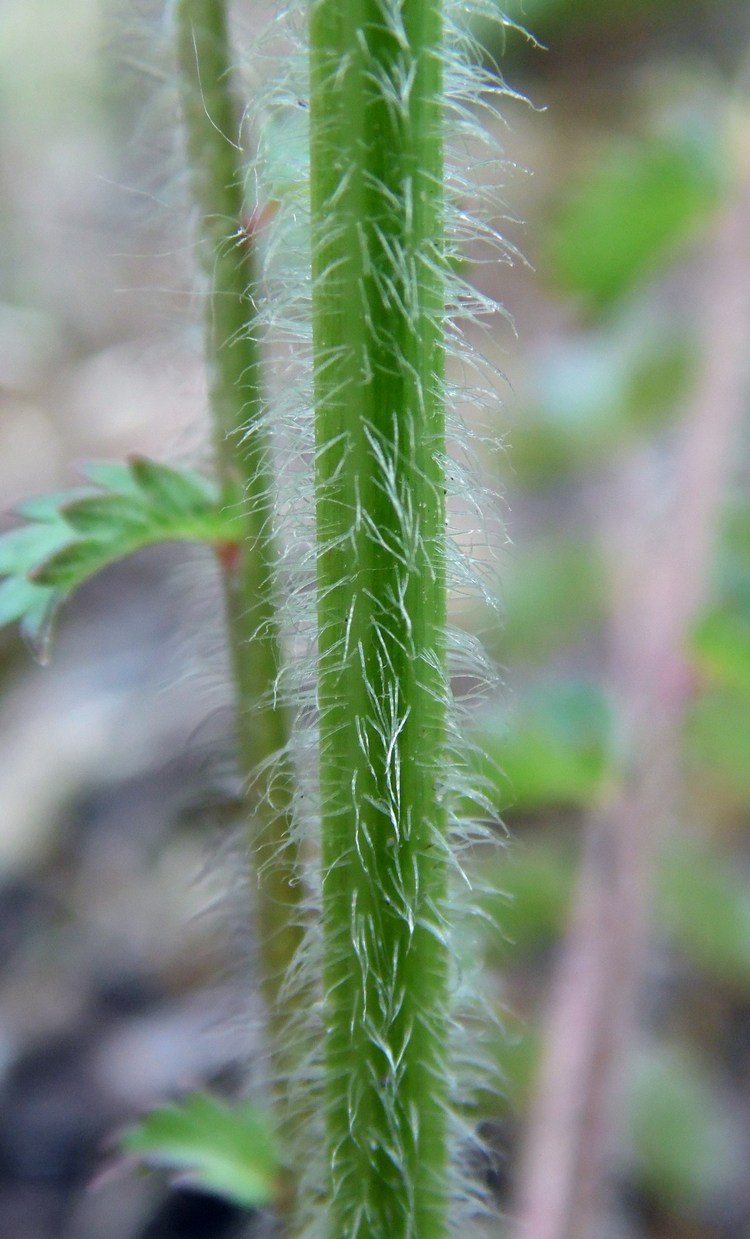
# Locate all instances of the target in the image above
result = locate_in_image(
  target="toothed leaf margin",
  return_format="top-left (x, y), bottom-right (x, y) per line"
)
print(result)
top-left (0, 457), bottom-right (241, 658)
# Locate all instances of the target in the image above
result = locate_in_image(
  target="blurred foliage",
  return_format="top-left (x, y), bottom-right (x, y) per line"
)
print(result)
top-left (692, 611), bottom-right (750, 696)
top-left (480, 840), bottom-right (573, 960)
top-left (512, 330), bottom-right (695, 483)
top-left (474, 679), bottom-right (611, 812)
top-left (545, 132), bottom-right (725, 314)
top-left (692, 507), bottom-right (750, 701)
top-left (628, 1042), bottom-right (741, 1210)
top-left (500, 539), bottom-right (605, 658)
top-left (685, 688), bottom-right (750, 806)
top-left (660, 841), bottom-right (750, 987)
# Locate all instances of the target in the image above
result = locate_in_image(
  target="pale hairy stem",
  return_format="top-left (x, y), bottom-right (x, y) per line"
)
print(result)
top-left (514, 133), bottom-right (750, 1239)
top-left (174, 0), bottom-right (303, 1183)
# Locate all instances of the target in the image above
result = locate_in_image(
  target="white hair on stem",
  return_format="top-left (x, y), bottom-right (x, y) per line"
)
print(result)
top-left (212, 3), bottom-right (528, 1235)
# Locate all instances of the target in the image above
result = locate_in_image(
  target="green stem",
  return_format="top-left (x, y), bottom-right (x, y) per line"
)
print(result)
top-left (174, 0), bottom-right (302, 1163)
top-left (310, 4), bottom-right (449, 1237)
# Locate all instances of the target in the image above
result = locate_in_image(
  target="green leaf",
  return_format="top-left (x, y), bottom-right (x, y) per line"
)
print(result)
top-left (121, 1093), bottom-right (279, 1209)
top-left (15, 488), bottom-right (92, 521)
top-left (546, 133), bottom-right (723, 312)
top-left (629, 1043), bottom-right (741, 1208)
top-left (31, 539), bottom-right (117, 589)
top-left (0, 458), bottom-right (235, 655)
top-left (692, 609), bottom-right (750, 697)
top-left (81, 460), bottom-right (143, 495)
top-left (479, 841), bottom-right (574, 961)
top-left (501, 539), bottom-right (605, 659)
top-left (0, 575), bottom-right (49, 628)
top-left (685, 687), bottom-right (750, 805)
top-left (129, 455), bottom-right (215, 515)
top-left (61, 495), bottom-right (151, 538)
top-left (473, 680), bottom-right (612, 812)
top-left (659, 840), bottom-right (750, 985)
top-left (0, 520), bottom-right (71, 575)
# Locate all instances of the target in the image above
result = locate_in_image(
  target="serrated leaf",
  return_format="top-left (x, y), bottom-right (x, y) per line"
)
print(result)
top-left (61, 494), bottom-right (151, 538)
top-left (81, 460), bottom-right (143, 495)
top-left (0, 458), bottom-right (236, 654)
top-left (121, 1093), bottom-right (279, 1209)
top-left (15, 488), bottom-right (93, 521)
top-left (0, 575), bottom-right (50, 628)
top-left (129, 455), bottom-right (216, 514)
top-left (31, 539), bottom-right (114, 589)
top-left (0, 521), bottom-right (71, 575)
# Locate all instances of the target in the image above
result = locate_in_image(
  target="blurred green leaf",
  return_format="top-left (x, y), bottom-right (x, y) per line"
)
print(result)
top-left (0, 519), bottom-right (71, 576)
top-left (473, 680), bottom-right (612, 812)
top-left (712, 506), bottom-right (750, 618)
top-left (0, 575), bottom-right (48, 629)
top-left (685, 687), bottom-right (750, 804)
top-left (629, 1043), bottom-right (741, 1209)
top-left (501, 539), bottom-right (605, 658)
top-left (660, 840), bottom-right (750, 985)
top-left (14, 488), bottom-right (92, 521)
top-left (121, 1092), bottom-right (279, 1209)
top-left (626, 339), bottom-right (695, 432)
top-left (513, 331), bottom-right (693, 484)
top-left (479, 840), bottom-right (574, 960)
top-left (546, 133), bottom-right (723, 311)
top-left (0, 458), bottom-right (237, 657)
top-left (81, 460), bottom-right (143, 495)
top-left (129, 455), bottom-right (216, 515)
top-left (692, 609), bottom-right (750, 697)
top-left (31, 538), bottom-right (115, 590)
top-left (61, 495), bottom-right (150, 539)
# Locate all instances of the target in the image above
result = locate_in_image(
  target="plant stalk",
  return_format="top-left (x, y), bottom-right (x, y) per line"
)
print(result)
top-left (174, 0), bottom-right (302, 1158)
top-left (310, 3), bottom-right (449, 1237)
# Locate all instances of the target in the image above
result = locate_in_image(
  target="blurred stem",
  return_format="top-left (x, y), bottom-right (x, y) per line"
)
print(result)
top-left (309, 3), bottom-right (449, 1236)
top-left (514, 127), bottom-right (750, 1239)
top-left (174, 0), bottom-right (302, 1177)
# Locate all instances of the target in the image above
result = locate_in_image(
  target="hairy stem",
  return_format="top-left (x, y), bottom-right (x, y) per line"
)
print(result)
top-left (310, 3), bottom-right (449, 1237)
top-left (174, 0), bottom-right (302, 1159)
